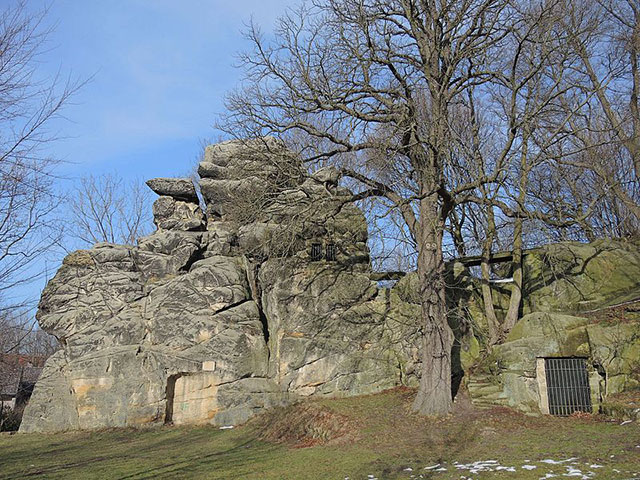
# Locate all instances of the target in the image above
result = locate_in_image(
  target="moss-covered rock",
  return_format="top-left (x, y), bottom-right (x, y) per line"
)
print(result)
top-left (469, 308), bottom-right (640, 415)
top-left (522, 240), bottom-right (640, 313)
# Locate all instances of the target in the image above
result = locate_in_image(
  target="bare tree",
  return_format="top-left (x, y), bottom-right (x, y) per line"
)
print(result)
top-left (466, 1), bottom-right (597, 344)
top-left (0, 309), bottom-right (57, 432)
top-left (220, 0), bottom-right (579, 415)
top-left (0, 1), bottom-right (78, 311)
top-left (554, 0), bottom-right (640, 234)
top-left (68, 173), bottom-right (153, 247)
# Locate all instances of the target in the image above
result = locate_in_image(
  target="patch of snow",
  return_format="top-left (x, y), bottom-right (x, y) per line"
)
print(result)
top-left (620, 420), bottom-right (633, 425)
top-left (219, 425), bottom-right (234, 430)
top-left (589, 464), bottom-right (603, 468)
top-left (424, 464), bottom-right (441, 470)
top-left (523, 465), bottom-right (538, 470)
top-left (541, 458), bottom-right (578, 465)
top-left (404, 467), bottom-right (413, 472)
top-left (563, 466), bottom-right (585, 477)
top-left (456, 460), bottom-right (501, 472)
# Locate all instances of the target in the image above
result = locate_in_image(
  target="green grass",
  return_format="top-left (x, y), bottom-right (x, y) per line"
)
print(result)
top-left (1, 388), bottom-right (639, 479)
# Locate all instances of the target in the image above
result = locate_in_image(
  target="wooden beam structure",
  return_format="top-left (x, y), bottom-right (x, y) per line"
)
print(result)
top-left (370, 250), bottom-right (527, 281)
top-left (450, 251), bottom-right (518, 268)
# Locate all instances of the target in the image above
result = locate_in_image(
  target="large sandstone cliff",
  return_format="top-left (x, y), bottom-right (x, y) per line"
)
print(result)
top-left (20, 139), bottom-right (421, 433)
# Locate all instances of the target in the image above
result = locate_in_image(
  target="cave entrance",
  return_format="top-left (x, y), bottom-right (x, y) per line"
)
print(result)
top-left (538, 357), bottom-right (592, 416)
top-left (164, 374), bottom-right (180, 424)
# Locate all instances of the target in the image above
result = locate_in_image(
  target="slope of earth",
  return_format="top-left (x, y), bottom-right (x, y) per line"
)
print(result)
top-left (1, 388), bottom-right (638, 480)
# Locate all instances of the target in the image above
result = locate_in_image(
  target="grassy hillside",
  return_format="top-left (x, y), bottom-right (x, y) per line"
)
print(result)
top-left (1, 388), bottom-right (638, 479)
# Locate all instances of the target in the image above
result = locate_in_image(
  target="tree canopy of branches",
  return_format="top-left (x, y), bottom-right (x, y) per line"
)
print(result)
top-left (0, 310), bottom-right (57, 359)
top-left (224, 0), bottom-right (592, 415)
top-left (557, 0), bottom-right (640, 238)
top-left (222, 0), bottom-right (640, 415)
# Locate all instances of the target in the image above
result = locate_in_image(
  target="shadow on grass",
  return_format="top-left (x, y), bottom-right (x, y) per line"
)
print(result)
top-left (0, 428), bottom-right (282, 480)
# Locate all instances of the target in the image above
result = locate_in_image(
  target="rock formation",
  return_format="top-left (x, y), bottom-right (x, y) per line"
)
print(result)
top-left (20, 138), bottom-right (640, 433)
top-left (20, 139), bottom-right (421, 433)
top-left (460, 241), bottom-right (640, 414)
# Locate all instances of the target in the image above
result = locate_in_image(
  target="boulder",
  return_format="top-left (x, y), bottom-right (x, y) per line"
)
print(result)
top-left (197, 138), bottom-right (302, 220)
top-left (151, 196), bottom-right (205, 231)
top-left (146, 178), bottom-right (198, 203)
top-left (311, 166), bottom-right (341, 185)
top-left (468, 310), bottom-right (640, 414)
top-left (135, 231), bottom-right (203, 278)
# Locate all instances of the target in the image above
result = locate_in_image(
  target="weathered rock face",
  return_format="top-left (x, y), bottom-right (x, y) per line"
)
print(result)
top-left (21, 138), bottom-right (640, 431)
top-left (259, 260), bottom-right (422, 397)
top-left (21, 139), bottom-right (420, 433)
top-left (467, 311), bottom-right (640, 414)
top-left (464, 240), bottom-right (640, 327)
top-left (464, 241), bottom-right (640, 415)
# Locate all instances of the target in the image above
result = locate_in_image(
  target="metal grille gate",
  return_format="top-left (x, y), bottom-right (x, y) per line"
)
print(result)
top-left (544, 357), bottom-right (592, 415)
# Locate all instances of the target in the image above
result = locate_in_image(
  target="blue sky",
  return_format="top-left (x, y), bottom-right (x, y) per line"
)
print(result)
top-left (27, 0), bottom-right (298, 179)
top-left (11, 0), bottom-right (299, 309)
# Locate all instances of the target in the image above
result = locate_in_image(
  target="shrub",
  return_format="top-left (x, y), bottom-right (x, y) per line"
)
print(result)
top-left (0, 405), bottom-right (24, 432)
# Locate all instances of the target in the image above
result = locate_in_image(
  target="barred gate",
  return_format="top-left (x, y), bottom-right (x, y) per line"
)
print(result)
top-left (544, 357), bottom-right (592, 416)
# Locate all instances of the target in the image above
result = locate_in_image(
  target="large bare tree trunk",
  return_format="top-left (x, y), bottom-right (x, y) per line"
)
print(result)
top-left (480, 204), bottom-right (501, 345)
top-left (502, 130), bottom-right (530, 336)
top-left (412, 190), bottom-right (454, 416)
top-left (503, 216), bottom-right (523, 335)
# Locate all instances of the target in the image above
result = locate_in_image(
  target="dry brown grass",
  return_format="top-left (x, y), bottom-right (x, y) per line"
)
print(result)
top-left (249, 401), bottom-right (358, 448)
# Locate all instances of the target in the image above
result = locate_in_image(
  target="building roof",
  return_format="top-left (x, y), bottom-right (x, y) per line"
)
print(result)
top-left (1, 354), bottom-right (46, 368)
top-left (0, 355), bottom-right (44, 397)
top-left (0, 364), bottom-right (22, 397)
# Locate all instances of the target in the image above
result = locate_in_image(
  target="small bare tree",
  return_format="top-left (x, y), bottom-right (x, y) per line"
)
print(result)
top-left (0, 1), bottom-right (78, 311)
top-left (0, 309), bottom-right (58, 431)
top-left (68, 174), bottom-right (153, 247)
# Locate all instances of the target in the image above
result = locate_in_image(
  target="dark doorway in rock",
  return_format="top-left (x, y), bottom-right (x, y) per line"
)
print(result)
top-left (544, 357), bottom-right (592, 415)
top-left (326, 243), bottom-right (336, 261)
top-left (164, 374), bottom-right (181, 424)
top-left (311, 243), bottom-right (322, 261)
